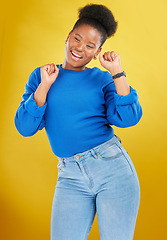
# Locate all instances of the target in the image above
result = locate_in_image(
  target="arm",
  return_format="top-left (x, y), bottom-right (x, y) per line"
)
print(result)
top-left (99, 51), bottom-right (142, 127)
top-left (33, 64), bottom-right (59, 107)
top-left (14, 68), bottom-right (47, 136)
top-left (103, 80), bottom-right (143, 128)
top-left (15, 64), bottom-right (59, 136)
top-left (99, 51), bottom-right (130, 96)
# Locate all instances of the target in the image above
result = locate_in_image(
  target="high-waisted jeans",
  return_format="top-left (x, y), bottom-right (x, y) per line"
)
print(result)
top-left (51, 135), bottom-right (140, 240)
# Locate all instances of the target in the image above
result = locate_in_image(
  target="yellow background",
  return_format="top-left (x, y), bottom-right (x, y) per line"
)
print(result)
top-left (1, 0), bottom-right (167, 239)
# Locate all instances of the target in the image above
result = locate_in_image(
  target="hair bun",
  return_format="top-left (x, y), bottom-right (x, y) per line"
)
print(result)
top-left (78, 4), bottom-right (118, 37)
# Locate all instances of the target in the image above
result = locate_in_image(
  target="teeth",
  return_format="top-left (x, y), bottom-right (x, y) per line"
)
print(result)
top-left (72, 51), bottom-right (82, 58)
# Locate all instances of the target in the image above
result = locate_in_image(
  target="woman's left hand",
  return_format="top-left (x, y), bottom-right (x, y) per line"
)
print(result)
top-left (99, 51), bottom-right (123, 75)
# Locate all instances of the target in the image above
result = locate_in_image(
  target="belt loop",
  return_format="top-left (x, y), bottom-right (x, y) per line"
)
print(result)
top-left (90, 149), bottom-right (98, 159)
top-left (114, 134), bottom-right (122, 143)
top-left (60, 158), bottom-right (65, 167)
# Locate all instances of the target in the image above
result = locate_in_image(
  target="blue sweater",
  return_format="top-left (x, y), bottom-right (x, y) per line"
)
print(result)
top-left (15, 64), bottom-right (142, 157)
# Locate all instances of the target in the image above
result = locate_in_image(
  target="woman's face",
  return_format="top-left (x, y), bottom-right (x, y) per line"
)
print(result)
top-left (62, 24), bottom-right (102, 71)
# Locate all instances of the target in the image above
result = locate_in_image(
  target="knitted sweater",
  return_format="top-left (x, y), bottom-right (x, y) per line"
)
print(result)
top-left (15, 64), bottom-right (142, 157)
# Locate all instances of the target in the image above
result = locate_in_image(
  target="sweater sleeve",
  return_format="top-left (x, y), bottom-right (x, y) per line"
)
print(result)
top-left (103, 80), bottom-right (143, 128)
top-left (14, 67), bottom-right (47, 136)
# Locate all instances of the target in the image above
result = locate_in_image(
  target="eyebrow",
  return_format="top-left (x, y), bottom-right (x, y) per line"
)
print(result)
top-left (75, 33), bottom-right (96, 46)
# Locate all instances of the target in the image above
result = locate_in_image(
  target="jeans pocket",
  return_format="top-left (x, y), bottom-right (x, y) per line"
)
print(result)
top-left (97, 143), bottom-right (123, 160)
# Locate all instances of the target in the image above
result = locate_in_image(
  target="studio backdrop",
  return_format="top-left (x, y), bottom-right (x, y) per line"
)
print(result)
top-left (0, 0), bottom-right (167, 239)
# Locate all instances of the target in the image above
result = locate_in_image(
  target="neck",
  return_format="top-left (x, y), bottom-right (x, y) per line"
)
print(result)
top-left (62, 59), bottom-right (88, 71)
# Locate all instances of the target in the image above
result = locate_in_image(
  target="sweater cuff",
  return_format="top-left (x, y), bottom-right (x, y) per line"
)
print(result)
top-left (114, 86), bottom-right (139, 106)
top-left (24, 93), bottom-right (47, 117)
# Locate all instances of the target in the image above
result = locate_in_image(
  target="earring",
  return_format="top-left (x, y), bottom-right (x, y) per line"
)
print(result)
top-left (65, 39), bottom-right (67, 44)
top-left (93, 56), bottom-right (97, 60)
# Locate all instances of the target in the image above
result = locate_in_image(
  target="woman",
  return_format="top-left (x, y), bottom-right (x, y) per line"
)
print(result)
top-left (15, 4), bottom-right (142, 240)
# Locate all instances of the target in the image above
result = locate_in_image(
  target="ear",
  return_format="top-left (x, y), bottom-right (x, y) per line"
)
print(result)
top-left (65, 31), bottom-right (72, 42)
top-left (94, 47), bottom-right (102, 58)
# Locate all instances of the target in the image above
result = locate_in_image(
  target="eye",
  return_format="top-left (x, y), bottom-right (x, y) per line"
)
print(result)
top-left (87, 45), bottom-right (93, 49)
top-left (75, 37), bottom-right (80, 42)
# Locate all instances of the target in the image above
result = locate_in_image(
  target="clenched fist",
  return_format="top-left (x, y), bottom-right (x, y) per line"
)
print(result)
top-left (40, 63), bottom-right (59, 88)
top-left (99, 51), bottom-right (123, 75)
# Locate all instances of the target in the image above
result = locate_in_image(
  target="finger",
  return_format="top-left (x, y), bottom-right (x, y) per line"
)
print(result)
top-left (103, 52), bottom-right (108, 61)
top-left (46, 64), bottom-right (53, 75)
top-left (42, 65), bottom-right (49, 74)
top-left (110, 51), bottom-right (117, 60)
top-left (50, 63), bottom-right (55, 73)
top-left (50, 63), bottom-right (57, 74)
top-left (110, 52), bottom-right (115, 61)
top-left (104, 52), bottom-right (112, 61)
top-left (107, 52), bottom-right (112, 61)
top-left (99, 52), bottom-right (105, 63)
top-left (52, 67), bottom-right (59, 79)
top-left (109, 51), bottom-right (118, 61)
top-left (42, 66), bottom-right (49, 75)
top-left (54, 65), bottom-right (59, 73)
top-left (42, 65), bottom-right (49, 71)
top-left (113, 52), bottom-right (120, 58)
top-left (47, 65), bottom-right (52, 75)
top-left (54, 65), bottom-right (59, 74)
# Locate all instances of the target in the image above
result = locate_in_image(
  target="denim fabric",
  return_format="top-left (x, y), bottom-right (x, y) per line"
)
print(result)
top-left (51, 135), bottom-right (140, 240)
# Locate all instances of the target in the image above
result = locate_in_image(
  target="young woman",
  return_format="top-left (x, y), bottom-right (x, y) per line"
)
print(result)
top-left (15, 4), bottom-right (142, 240)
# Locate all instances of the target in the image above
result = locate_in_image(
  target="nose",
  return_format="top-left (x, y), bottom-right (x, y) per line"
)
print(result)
top-left (76, 42), bottom-right (85, 51)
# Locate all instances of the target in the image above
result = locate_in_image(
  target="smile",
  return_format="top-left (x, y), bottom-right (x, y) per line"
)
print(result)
top-left (71, 50), bottom-right (83, 61)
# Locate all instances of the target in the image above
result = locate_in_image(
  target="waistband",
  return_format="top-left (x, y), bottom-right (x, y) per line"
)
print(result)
top-left (57, 134), bottom-right (122, 163)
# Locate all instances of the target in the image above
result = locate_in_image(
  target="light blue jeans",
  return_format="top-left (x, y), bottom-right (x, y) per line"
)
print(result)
top-left (51, 135), bottom-right (140, 240)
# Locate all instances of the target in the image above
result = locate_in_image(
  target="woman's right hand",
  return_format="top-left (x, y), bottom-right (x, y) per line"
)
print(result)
top-left (34, 64), bottom-right (59, 107)
top-left (40, 63), bottom-right (59, 88)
